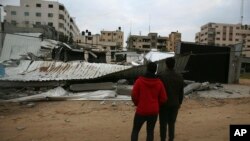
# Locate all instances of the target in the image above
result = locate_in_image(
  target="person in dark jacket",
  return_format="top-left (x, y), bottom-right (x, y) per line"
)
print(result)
top-left (131, 62), bottom-right (167, 141)
top-left (159, 57), bottom-right (184, 141)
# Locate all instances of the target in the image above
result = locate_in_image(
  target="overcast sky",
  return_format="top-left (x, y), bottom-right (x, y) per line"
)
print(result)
top-left (1, 0), bottom-right (250, 42)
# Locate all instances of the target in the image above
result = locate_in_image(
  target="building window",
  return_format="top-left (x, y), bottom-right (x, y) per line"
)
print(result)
top-left (59, 5), bottom-right (65, 11)
top-left (48, 4), bottom-right (53, 8)
top-left (24, 21), bottom-right (29, 27)
top-left (11, 20), bottom-right (17, 25)
top-left (235, 39), bottom-right (239, 41)
top-left (216, 38), bottom-right (220, 40)
top-left (11, 11), bottom-right (16, 15)
top-left (24, 21), bottom-right (29, 24)
top-left (59, 14), bottom-right (64, 20)
top-left (59, 23), bottom-right (64, 28)
top-left (216, 32), bottom-right (220, 34)
top-left (151, 42), bottom-right (156, 47)
top-left (36, 22), bottom-right (41, 25)
top-left (36, 4), bottom-right (41, 7)
top-left (25, 4), bottom-right (29, 7)
top-left (24, 12), bottom-right (29, 16)
top-left (108, 33), bottom-right (111, 36)
top-left (48, 13), bottom-right (53, 17)
top-left (48, 22), bottom-right (53, 26)
top-left (36, 13), bottom-right (41, 17)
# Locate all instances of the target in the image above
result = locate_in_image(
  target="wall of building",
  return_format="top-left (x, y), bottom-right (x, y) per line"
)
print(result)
top-left (127, 32), bottom-right (181, 52)
top-left (4, 0), bottom-right (80, 38)
top-left (100, 28), bottom-right (124, 49)
top-left (195, 23), bottom-right (250, 57)
top-left (75, 29), bottom-right (124, 52)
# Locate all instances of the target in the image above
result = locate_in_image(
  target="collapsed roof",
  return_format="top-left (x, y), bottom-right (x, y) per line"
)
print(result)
top-left (0, 60), bottom-right (131, 82)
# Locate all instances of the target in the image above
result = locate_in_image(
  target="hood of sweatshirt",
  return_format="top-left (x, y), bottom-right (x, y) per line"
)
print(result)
top-left (137, 76), bottom-right (161, 87)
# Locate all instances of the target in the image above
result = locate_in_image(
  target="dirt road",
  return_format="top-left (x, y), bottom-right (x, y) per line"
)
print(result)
top-left (0, 96), bottom-right (250, 141)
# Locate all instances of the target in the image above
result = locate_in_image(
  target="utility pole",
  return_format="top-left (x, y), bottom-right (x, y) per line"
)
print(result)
top-left (148, 15), bottom-right (151, 33)
top-left (240, 0), bottom-right (244, 25)
top-left (240, 0), bottom-right (244, 55)
top-left (0, 4), bottom-right (3, 56)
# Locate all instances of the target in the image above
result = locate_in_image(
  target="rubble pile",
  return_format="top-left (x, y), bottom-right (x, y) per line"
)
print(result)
top-left (184, 81), bottom-right (250, 99)
top-left (1, 79), bottom-right (249, 104)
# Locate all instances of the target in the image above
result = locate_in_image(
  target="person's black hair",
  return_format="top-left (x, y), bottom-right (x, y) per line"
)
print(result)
top-left (146, 62), bottom-right (157, 74)
top-left (165, 57), bottom-right (175, 70)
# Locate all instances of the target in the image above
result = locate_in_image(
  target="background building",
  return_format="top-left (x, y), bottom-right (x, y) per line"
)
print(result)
top-left (167, 32), bottom-right (181, 52)
top-left (4, 0), bottom-right (80, 38)
top-left (127, 32), bottom-right (181, 52)
top-left (75, 27), bottom-right (124, 51)
top-left (195, 22), bottom-right (250, 57)
top-left (74, 28), bottom-right (124, 62)
top-left (100, 27), bottom-right (124, 50)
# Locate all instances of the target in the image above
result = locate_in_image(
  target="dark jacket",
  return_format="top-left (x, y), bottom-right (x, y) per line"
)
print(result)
top-left (159, 70), bottom-right (184, 108)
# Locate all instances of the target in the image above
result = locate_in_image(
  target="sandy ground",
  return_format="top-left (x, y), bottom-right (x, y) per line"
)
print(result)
top-left (0, 96), bottom-right (249, 141)
top-left (0, 79), bottom-right (250, 141)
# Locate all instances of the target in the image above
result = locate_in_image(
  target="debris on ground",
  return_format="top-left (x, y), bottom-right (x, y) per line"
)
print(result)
top-left (0, 80), bottom-right (249, 103)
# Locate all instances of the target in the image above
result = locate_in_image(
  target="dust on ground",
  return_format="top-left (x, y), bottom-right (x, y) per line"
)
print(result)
top-left (0, 79), bottom-right (250, 141)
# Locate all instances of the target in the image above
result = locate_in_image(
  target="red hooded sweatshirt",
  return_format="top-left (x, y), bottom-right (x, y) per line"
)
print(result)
top-left (132, 76), bottom-right (167, 116)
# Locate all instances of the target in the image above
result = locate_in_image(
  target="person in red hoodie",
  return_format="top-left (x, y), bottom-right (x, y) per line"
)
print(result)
top-left (131, 62), bottom-right (167, 141)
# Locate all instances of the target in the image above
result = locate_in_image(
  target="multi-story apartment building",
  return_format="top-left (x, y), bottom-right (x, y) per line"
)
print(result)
top-left (100, 27), bottom-right (124, 50)
top-left (167, 32), bottom-right (181, 52)
top-left (127, 32), bottom-right (181, 52)
top-left (75, 27), bottom-right (124, 51)
top-left (4, 0), bottom-right (80, 38)
top-left (195, 22), bottom-right (250, 57)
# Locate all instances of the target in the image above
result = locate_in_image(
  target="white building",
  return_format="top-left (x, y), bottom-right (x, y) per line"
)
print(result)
top-left (4, 0), bottom-right (80, 38)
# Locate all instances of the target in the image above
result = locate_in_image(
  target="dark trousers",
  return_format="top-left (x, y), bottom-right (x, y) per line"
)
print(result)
top-left (159, 106), bottom-right (179, 141)
top-left (131, 113), bottom-right (158, 141)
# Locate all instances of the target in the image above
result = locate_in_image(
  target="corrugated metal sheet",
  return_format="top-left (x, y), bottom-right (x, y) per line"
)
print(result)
top-left (0, 61), bottom-right (132, 82)
top-left (0, 34), bottom-right (59, 61)
top-left (0, 34), bottom-right (41, 61)
top-left (145, 51), bottom-right (175, 62)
